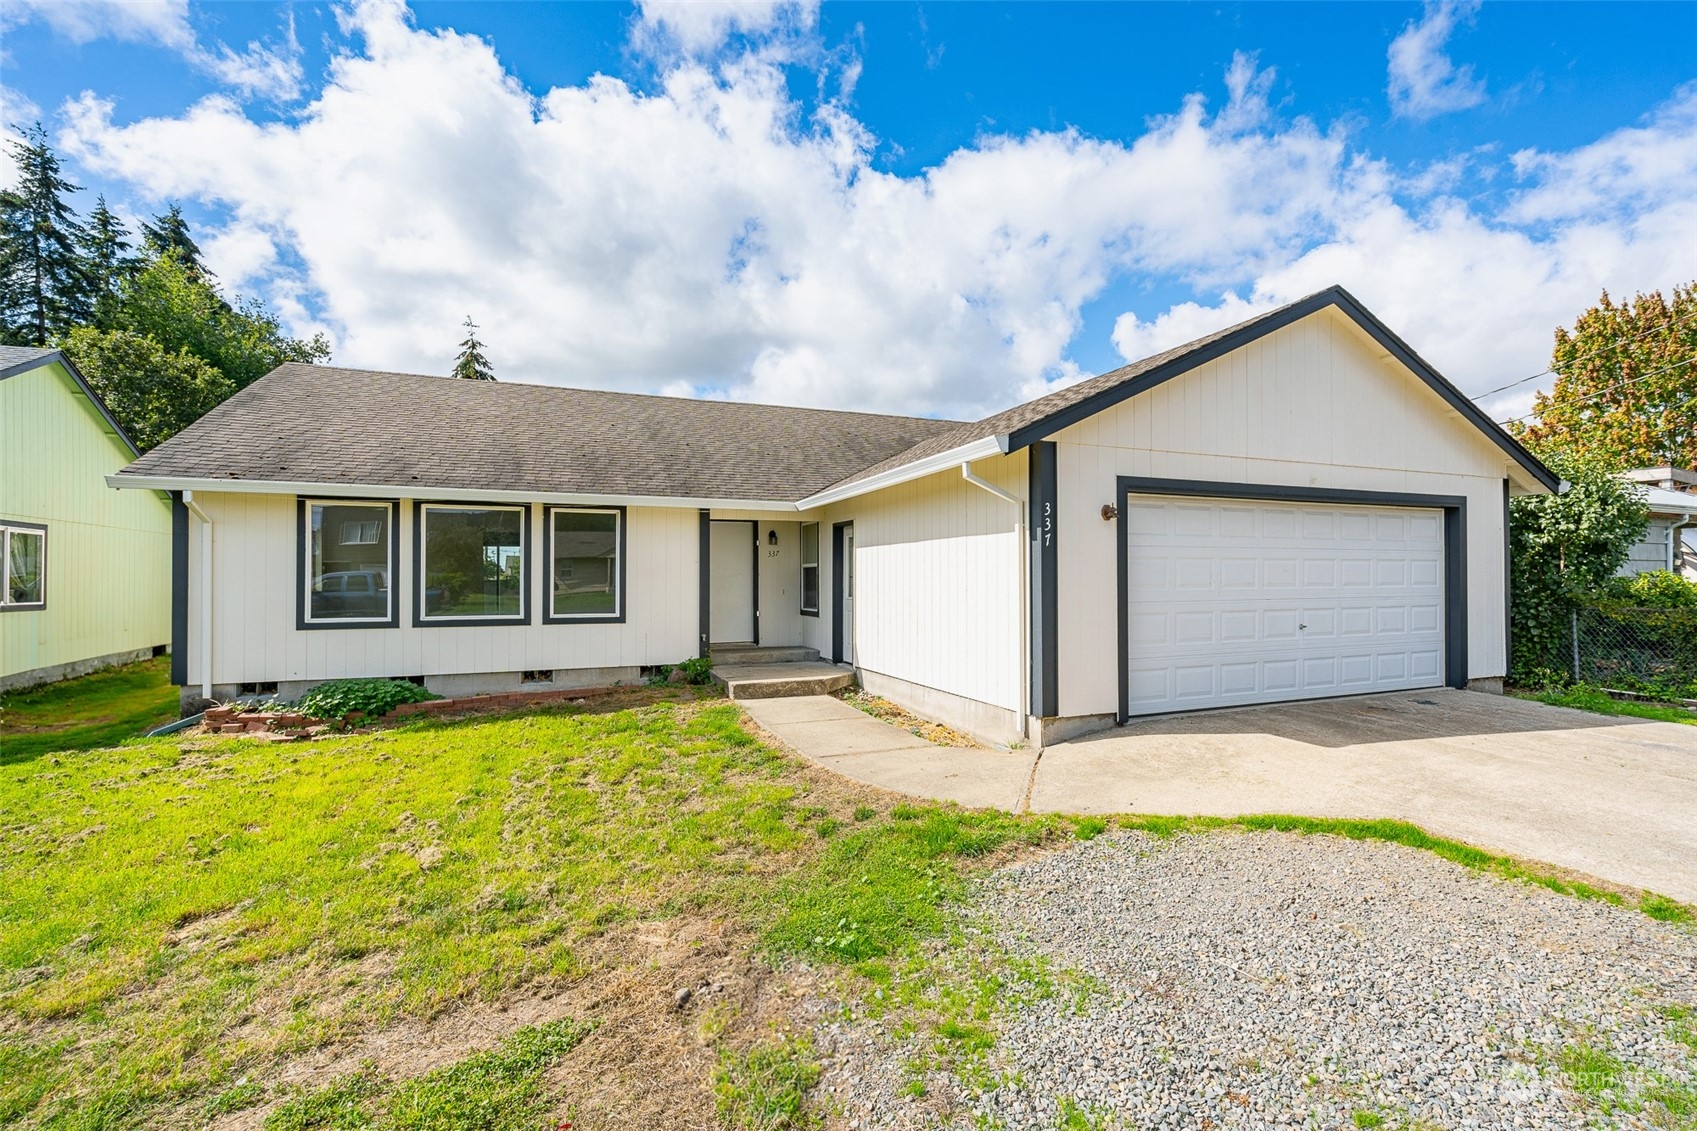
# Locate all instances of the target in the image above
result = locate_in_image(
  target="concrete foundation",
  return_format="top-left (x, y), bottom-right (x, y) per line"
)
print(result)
top-left (1465, 676), bottom-right (1505, 695)
top-left (195, 666), bottom-right (643, 707)
top-left (857, 667), bottom-right (1024, 747)
top-left (1030, 712), bottom-right (1117, 747)
top-left (1, 645), bottom-right (165, 693)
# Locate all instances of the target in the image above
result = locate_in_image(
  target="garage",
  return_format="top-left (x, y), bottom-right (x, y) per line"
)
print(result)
top-left (1117, 481), bottom-right (1466, 718)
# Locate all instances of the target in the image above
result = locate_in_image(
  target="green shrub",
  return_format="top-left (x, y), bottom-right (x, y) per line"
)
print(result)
top-left (677, 655), bottom-right (714, 684)
top-left (294, 679), bottom-right (439, 721)
top-left (1605, 569), bottom-right (1697, 608)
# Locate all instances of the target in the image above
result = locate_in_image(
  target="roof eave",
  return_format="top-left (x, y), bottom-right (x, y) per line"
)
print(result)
top-left (998, 285), bottom-right (1560, 496)
top-left (107, 473), bottom-right (805, 512)
top-left (4, 348), bottom-right (142, 457)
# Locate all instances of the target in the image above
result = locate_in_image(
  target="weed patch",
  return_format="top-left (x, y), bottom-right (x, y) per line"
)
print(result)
top-left (712, 1034), bottom-right (822, 1131)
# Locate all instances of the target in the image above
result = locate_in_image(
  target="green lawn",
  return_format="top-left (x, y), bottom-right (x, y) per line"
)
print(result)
top-left (0, 694), bottom-right (1063, 1130)
top-left (1516, 683), bottom-right (1697, 726)
top-left (0, 656), bottom-right (179, 765)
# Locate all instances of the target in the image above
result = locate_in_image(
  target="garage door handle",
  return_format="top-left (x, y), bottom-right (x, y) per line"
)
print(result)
top-left (1299, 623), bottom-right (1307, 630)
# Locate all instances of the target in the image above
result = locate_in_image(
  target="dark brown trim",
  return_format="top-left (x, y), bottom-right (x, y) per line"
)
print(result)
top-left (1028, 441), bottom-right (1058, 717)
top-left (541, 504), bottom-right (627, 625)
top-left (297, 497), bottom-right (402, 630)
top-left (830, 521), bottom-right (850, 664)
top-left (171, 493), bottom-right (187, 684)
top-left (412, 500), bottom-right (532, 628)
top-left (1114, 476), bottom-right (1469, 723)
top-left (698, 509), bottom-right (711, 657)
top-left (1007, 287), bottom-right (1559, 493)
top-left (0, 519), bottom-right (47, 612)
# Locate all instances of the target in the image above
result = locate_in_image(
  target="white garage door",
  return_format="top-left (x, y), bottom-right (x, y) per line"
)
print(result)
top-left (1124, 495), bottom-right (1445, 716)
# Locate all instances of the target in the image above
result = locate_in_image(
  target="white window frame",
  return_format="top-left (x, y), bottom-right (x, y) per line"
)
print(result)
top-left (301, 499), bottom-right (395, 628)
top-left (545, 505), bottom-right (624, 624)
top-left (799, 521), bottom-right (820, 615)
top-left (0, 522), bottom-right (47, 611)
top-left (417, 502), bottom-right (531, 625)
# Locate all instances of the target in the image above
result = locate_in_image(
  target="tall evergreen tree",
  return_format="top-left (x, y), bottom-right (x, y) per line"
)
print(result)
top-left (140, 203), bottom-right (209, 278)
top-left (452, 316), bottom-right (495, 380)
top-left (0, 123), bottom-right (92, 345)
top-left (82, 195), bottom-right (139, 323)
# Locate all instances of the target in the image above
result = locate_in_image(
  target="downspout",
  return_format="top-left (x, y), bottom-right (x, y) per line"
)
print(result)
top-left (961, 463), bottom-right (1030, 741)
top-left (182, 491), bottom-right (213, 701)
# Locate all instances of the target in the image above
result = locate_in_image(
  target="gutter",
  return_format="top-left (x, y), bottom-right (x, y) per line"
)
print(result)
top-left (959, 461), bottom-right (1031, 742)
top-left (182, 491), bottom-right (213, 701)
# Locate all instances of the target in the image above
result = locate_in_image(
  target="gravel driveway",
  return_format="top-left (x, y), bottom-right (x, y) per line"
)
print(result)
top-left (818, 831), bottom-right (1697, 1130)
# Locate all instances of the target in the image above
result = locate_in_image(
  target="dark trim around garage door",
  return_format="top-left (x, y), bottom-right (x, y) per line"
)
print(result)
top-left (1114, 476), bottom-right (1469, 723)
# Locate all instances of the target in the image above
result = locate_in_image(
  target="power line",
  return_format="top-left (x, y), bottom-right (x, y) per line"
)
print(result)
top-left (1474, 307), bottom-right (1697, 402)
top-left (1495, 354), bottom-right (1697, 426)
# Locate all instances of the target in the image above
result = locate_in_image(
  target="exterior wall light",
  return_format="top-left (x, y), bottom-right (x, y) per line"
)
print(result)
top-left (767, 529), bottom-right (779, 546)
top-left (1101, 504), bottom-right (1119, 521)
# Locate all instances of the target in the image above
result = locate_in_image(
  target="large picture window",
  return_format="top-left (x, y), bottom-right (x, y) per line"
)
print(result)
top-left (301, 500), bottom-right (395, 627)
top-left (546, 506), bottom-right (624, 623)
top-left (800, 521), bottom-right (820, 615)
top-left (418, 504), bottom-right (529, 624)
top-left (1, 522), bottom-right (46, 611)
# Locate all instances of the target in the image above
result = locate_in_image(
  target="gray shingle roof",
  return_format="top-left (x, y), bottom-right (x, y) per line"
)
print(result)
top-left (118, 364), bottom-right (962, 502)
top-left (0, 345), bottom-right (59, 378)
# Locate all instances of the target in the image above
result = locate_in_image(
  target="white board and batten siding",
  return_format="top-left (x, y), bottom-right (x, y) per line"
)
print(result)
top-left (799, 450), bottom-right (1028, 737)
top-left (183, 493), bottom-right (698, 687)
top-left (1123, 495), bottom-right (1445, 715)
top-left (1054, 308), bottom-right (1519, 721)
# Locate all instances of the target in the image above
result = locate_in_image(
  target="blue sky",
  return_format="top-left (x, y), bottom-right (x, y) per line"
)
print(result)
top-left (3, 1), bottom-right (1694, 421)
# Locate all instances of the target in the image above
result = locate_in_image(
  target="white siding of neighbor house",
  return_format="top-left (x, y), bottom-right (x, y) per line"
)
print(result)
top-left (1619, 518), bottom-right (1679, 578)
top-left (798, 450), bottom-right (1028, 726)
top-left (184, 493), bottom-right (698, 687)
top-left (1054, 308), bottom-right (1521, 721)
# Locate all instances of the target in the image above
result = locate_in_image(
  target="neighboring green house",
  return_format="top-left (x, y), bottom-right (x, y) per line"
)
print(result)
top-left (0, 346), bottom-right (172, 691)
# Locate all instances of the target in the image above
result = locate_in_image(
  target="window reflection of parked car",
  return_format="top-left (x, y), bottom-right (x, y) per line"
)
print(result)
top-left (315, 569), bottom-right (389, 617)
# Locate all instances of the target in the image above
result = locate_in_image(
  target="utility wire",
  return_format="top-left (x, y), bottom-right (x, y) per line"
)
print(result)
top-left (1494, 354), bottom-right (1697, 426)
top-left (1474, 308), bottom-right (1697, 402)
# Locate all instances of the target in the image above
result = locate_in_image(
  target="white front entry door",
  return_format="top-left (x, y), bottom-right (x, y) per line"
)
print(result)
top-left (710, 520), bottom-right (756, 644)
top-left (841, 524), bottom-right (855, 664)
top-left (1124, 495), bottom-right (1445, 716)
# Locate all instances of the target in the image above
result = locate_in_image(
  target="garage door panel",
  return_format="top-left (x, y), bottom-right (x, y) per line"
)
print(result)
top-left (1125, 495), bottom-right (1445, 715)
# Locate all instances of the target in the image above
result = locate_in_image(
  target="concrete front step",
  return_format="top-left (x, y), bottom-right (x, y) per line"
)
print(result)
top-left (711, 661), bottom-right (854, 700)
top-left (710, 644), bottom-right (821, 665)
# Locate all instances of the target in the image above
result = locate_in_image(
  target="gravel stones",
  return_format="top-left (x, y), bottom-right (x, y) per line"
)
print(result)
top-left (819, 830), bottom-right (1697, 1129)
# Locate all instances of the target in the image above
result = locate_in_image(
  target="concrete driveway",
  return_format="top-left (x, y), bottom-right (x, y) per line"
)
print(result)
top-left (744, 690), bottom-right (1697, 904)
top-left (1032, 689), bottom-right (1697, 904)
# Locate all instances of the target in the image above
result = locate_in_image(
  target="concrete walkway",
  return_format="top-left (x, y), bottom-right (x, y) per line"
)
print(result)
top-left (738, 696), bottom-right (1037, 810)
top-left (742, 690), bottom-right (1697, 904)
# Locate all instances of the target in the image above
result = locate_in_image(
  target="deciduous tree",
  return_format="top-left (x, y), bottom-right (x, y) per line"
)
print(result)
top-left (1516, 284), bottom-right (1697, 470)
top-left (59, 326), bottom-right (234, 452)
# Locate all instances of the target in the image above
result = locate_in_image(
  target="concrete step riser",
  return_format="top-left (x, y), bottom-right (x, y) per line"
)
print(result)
top-left (711, 646), bottom-right (821, 665)
top-left (718, 672), bottom-right (855, 700)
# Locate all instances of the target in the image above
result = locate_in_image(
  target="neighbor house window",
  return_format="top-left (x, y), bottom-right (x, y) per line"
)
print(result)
top-left (418, 504), bottom-right (529, 623)
top-left (546, 506), bottom-right (624, 623)
top-left (1, 523), bottom-right (46, 610)
top-left (800, 521), bottom-right (820, 615)
top-left (301, 501), bottom-right (395, 626)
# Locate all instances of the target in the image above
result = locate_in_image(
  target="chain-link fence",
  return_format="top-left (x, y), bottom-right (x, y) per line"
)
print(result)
top-left (1559, 602), bottom-right (1697, 701)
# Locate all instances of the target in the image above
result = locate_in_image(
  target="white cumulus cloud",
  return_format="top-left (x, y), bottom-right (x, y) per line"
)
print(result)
top-left (47, 0), bottom-right (1697, 423)
top-left (1387, 0), bottom-right (1488, 121)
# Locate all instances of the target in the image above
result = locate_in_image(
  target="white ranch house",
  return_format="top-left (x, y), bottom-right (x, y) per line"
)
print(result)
top-left (112, 287), bottom-right (1558, 744)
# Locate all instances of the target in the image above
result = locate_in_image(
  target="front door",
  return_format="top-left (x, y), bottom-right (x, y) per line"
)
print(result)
top-left (709, 520), bottom-right (757, 644)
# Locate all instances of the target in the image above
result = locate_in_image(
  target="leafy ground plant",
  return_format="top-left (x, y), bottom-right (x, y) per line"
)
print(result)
top-left (0, 655), bottom-right (177, 764)
top-left (293, 677), bottom-right (440, 721)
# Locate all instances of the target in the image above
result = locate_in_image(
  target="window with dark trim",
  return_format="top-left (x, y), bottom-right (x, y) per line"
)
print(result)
top-left (800, 521), bottom-right (820, 616)
top-left (1, 522), bottom-right (46, 610)
top-left (545, 505), bottom-right (625, 623)
top-left (301, 500), bottom-right (395, 626)
top-left (417, 503), bottom-right (529, 624)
